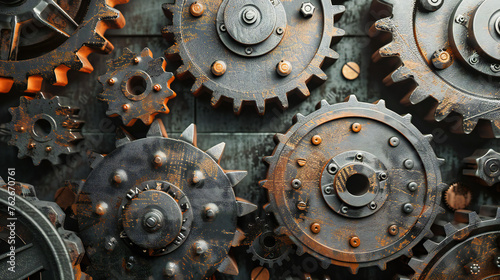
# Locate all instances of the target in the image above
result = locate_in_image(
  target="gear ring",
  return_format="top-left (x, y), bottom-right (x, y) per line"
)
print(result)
top-left (74, 119), bottom-right (257, 279)
top-left (0, 0), bottom-right (129, 93)
top-left (400, 206), bottom-right (500, 279)
top-left (0, 178), bottom-right (88, 279)
top-left (8, 92), bottom-right (84, 165)
top-left (162, 0), bottom-right (345, 115)
top-left (371, 0), bottom-right (500, 137)
top-left (97, 48), bottom-right (176, 126)
top-left (261, 95), bottom-right (446, 273)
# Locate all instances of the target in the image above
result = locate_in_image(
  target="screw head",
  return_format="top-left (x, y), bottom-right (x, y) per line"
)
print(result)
top-left (204, 203), bottom-right (219, 220)
top-left (469, 263), bottom-right (480, 274)
top-left (242, 8), bottom-right (257, 24)
top-left (153, 84), bottom-right (162, 92)
top-left (469, 56), bottom-right (479, 65)
top-left (341, 206), bottom-right (348, 214)
top-left (28, 142), bottom-right (36, 149)
top-left (153, 155), bottom-right (163, 167)
top-left (378, 172), bottom-right (388, 181)
top-left (310, 222), bottom-right (321, 234)
top-left (407, 182), bottom-right (418, 192)
top-left (107, 77), bottom-right (116, 85)
top-left (403, 203), bottom-right (414, 214)
top-left (297, 201), bottom-right (307, 211)
top-left (389, 137), bottom-right (400, 147)
top-left (300, 2), bottom-right (315, 18)
top-left (277, 60), bottom-right (292, 76)
top-left (420, 0), bottom-right (443, 12)
top-left (95, 202), bottom-right (108, 216)
top-left (388, 225), bottom-right (398, 236)
top-left (349, 236), bottom-right (361, 248)
top-left (194, 240), bottom-right (208, 255)
top-left (276, 27), bottom-right (284, 35)
top-left (291, 179), bottom-right (302, 189)
top-left (342, 62), bottom-right (360, 80)
top-left (369, 201), bottom-right (377, 210)
top-left (122, 104), bottom-right (130, 112)
top-left (245, 47), bottom-right (253, 55)
top-left (189, 2), bottom-right (204, 17)
top-left (113, 173), bottom-right (123, 184)
top-left (324, 186), bottom-right (334, 195)
top-left (311, 135), bottom-right (322, 145)
top-left (211, 60), bottom-right (227, 76)
top-left (432, 50), bottom-right (453, 70)
top-left (192, 170), bottom-right (205, 185)
top-left (164, 262), bottom-right (176, 277)
top-left (491, 64), bottom-right (500, 73)
top-left (297, 159), bottom-right (307, 167)
top-left (105, 236), bottom-right (117, 251)
top-left (327, 163), bottom-right (338, 175)
top-left (45, 146), bottom-right (52, 153)
top-left (351, 122), bottom-right (362, 132)
top-left (404, 159), bottom-right (414, 169)
top-left (455, 14), bottom-right (466, 24)
top-left (355, 153), bottom-right (363, 161)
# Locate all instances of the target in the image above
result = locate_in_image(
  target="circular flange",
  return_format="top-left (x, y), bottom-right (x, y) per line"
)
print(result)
top-left (469, 0), bottom-right (500, 62)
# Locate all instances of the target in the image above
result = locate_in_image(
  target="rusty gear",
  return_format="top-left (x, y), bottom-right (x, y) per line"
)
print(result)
top-left (246, 214), bottom-right (293, 268)
top-left (97, 48), bottom-right (176, 126)
top-left (8, 92), bottom-right (84, 165)
top-left (261, 95), bottom-right (446, 273)
top-left (443, 182), bottom-right (472, 211)
top-left (162, 0), bottom-right (345, 115)
top-left (371, 0), bottom-right (500, 137)
top-left (0, 178), bottom-right (88, 279)
top-left (0, 0), bottom-right (129, 93)
top-left (74, 119), bottom-right (257, 279)
top-left (464, 149), bottom-right (500, 186)
top-left (400, 206), bottom-right (500, 279)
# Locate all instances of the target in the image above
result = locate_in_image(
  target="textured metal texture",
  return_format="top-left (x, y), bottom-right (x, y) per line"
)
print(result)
top-left (97, 47), bottom-right (176, 126)
top-left (162, 0), bottom-right (345, 115)
top-left (261, 95), bottom-right (446, 273)
top-left (0, 0), bottom-right (129, 93)
top-left (444, 182), bottom-right (472, 211)
top-left (371, 0), bottom-right (500, 138)
top-left (0, 178), bottom-right (88, 279)
top-left (463, 148), bottom-right (500, 186)
top-left (7, 92), bottom-right (84, 165)
top-left (74, 119), bottom-right (256, 279)
top-left (400, 206), bottom-right (500, 279)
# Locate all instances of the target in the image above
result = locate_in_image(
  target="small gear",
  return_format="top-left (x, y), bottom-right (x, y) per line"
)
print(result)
top-left (262, 95), bottom-right (446, 273)
top-left (162, 0), bottom-right (345, 114)
top-left (464, 148), bottom-right (500, 186)
top-left (7, 92), bottom-right (84, 165)
top-left (74, 119), bottom-right (257, 279)
top-left (0, 178), bottom-right (88, 279)
top-left (400, 206), bottom-right (500, 279)
top-left (371, 0), bottom-right (500, 137)
top-left (0, 0), bottom-right (129, 93)
top-left (443, 182), bottom-right (472, 211)
top-left (97, 48), bottom-right (176, 126)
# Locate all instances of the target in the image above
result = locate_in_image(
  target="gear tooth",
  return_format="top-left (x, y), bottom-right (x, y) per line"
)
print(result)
top-left (423, 239), bottom-right (439, 253)
top-left (376, 262), bottom-right (387, 271)
top-left (165, 43), bottom-right (180, 56)
top-left (190, 79), bottom-right (203, 94)
top-left (225, 170), bottom-right (247, 187)
top-left (115, 127), bottom-right (134, 147)
top-left (140, 47), bottom-right (153, 58)
top-left (402, 113), bottom-right (412, 122)
top-left (276, 93), bottom-right (289, 110)
top-left (311, 67), bottom-right (327, 81)
top-left (443, 222), bottom-right (457, 236)
top-left (455, 210), bottom-right (481, 225)
top-left (0, 177), bottom-right (4, 185)
top-left (320, 260), bottom-right (330, 269)
top-left (408, 258), bottom-right (424, 272)
top-left (437, 158), bottom-right (446, 167)
top-left (211, 92), bottom-right (223, 107)
top-left (478, 205), bottom-right (500, 218)
top-left (232, 228), bottom-right (245, 247)
top-left (232, 98), bottom-right (244, 115)
top-left (433, 101), bottom-right (453, 122)
top-left (317, 99), bottom-right (330, 109)
top-left (332, 28), bottom-right (346, 38)
top-left (462, 119), bottom-right (479, 135)
top-left (206, 142), bottom-right (226, 164)
top-left (179, 124), bottom-right (197, 146)
top-left (424, 134), bottom-right (433, 143)
top-left (347, 265), bottom-right (359, 274)
top-left (217, 256), bottom-right (239, 275)
top-left (321, 48), bottom-right (340, 61)
top-left (176, 63), bottom-right (190, 77)
top-left (295, 245), bottom-right (305, 256)
top-left (377, 42), bottom-right (399, 60)
top-left (296, 83), bottom-right (310, 98)
top-left (263, 156), bottom-right (273, 166)
top-left (373, 17), bottom-right (393, 33)
top-left (263, 203), bottom-right (271, 212)
top-left (255, 98), bottom-right (266, 115)
top-left (258, 180), bottom-right (267, 188)
top-left (273, 133), bottom-right (286, 144)
top-left (395, 275), bottom-right (410, 280)
top-left (344, 94), bottom-right (359, 103)
top-left (146, 118), bottom-right (168, 138)
top-left (292, 113), bottom-right (306, 124)
top-left (374, 99), bottom-right (386, 108)
top-left (384, 66), bottom-right (411, 85)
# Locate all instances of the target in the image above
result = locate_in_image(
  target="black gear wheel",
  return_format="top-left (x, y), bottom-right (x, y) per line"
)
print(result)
top-left (97, 48), bottom-right (176, 126)
top-left (0, 178), bottom-right (89, 279)
top-left (398, 206), bottom-right (500, 279)
top-left (74, 119), bottom-right (257, 279)
top-left (162, 0), bottom-right (345, 115)
top-left (371, 0), bottom-right (500, 137)
top-left (0, 0), bottom-right (129, 93)
top-left (261, 95), bottom-right (446, 273)
top-left (464, 148), bottom-right (500, 186)
top-left (7, 92), bottom-right (84, 165)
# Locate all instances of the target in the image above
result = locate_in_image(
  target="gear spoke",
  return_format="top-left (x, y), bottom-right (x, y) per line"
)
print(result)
top-left (32, 1), bottom-right (78, 38)
top-left (0, 16), bottom-right (20, 61)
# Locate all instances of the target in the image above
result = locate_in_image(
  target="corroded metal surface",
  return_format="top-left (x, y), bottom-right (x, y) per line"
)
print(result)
top-left (0, 0), bottom-right (129, 93)
top-left (443, 182), bottom-right (472, 211)
top-left (261, 95), bottom-right (446, 273)
top-left (370, 0), bottom-right (500, 137)
top-left (162, 0), bottom-right (345, 115)
top-left (73, 119), bottom-right (256, 279)
top-left (8, 92), bottom-right (84, 165)
top-left (97, 47), bottom-right (176, 126)
top-left (463, 148), bottom-right (500, 186)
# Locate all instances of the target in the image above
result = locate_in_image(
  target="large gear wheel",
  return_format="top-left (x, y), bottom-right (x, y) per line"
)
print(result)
top-left (0, 0), bottom-right (129, 93)
top-left (464, 148), bottom-right (500, 186)
top-left (162, 0), bottom-right (345, 115)
top-left (0, 178), bottom-right (88, 279)
top-left (97, 48), bottom-right (176, 126)
top-left (399, 206), bottom-right (500, 279)
top-left (73, 119), bottom-right (257, 279)
top-left (261, 95), bottom-right (446, 273)
top-left (371, 0), bottom-right (500, 137)
top-left (7, 92), bottom-right (84, 165)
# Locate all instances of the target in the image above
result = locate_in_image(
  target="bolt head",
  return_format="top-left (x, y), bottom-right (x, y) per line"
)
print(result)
top-left (194, 240), bottom-right (208, 255)
top-left (164, 262), bottom-right (176, 277)
top-left (192, 170), bottom-right (206, 185)
top-left (211, 60), bottom-right (227, 76)
top-left (45, 146), bottom-right (52, 153)
top-left (95, 202), bottom-right (108, 216)
top-left (324, 186), bottom-right (334, 195)
top-left (291, 179), bottom-right (302, 189)
top-left (297, 201), bottom-right (307, 211)
top-left (341, 206), bottom-right (348, 214)
top-left (491, 64), bottom-right (500, 73)
top-left (122, 104), bottom-right (130, 112)
top-left (403, 203), bottom-right (414, 214)
top-left (113, 174), bottom-right (122, 184)
top-left (349, 236), bottom-right (361, 248)
top-left (327, 163), bottom-right (338, 175)
top-left (388, 225), bottom-right (398, 236)
top-left (189, 2), bottom-right (204, 17)
top-left (153, 84), bottom-right (162, 92)
top-left (407, 182), bottom-right (418, 192)
top-left (420, 0), bottom-right (443, 12)
top-left (277, 60), bottom-right (292, 76)
top-left (300, 2), bottom-right (315, 18)
top-left (105, 237), bottom-right (117, 251)
top-left (378, 172), bottom-right (388, 181)
top-left (28, 142), bottom-right (36, 149)
top-left (432, 50), bottom-right (453, 70)
top-left (107, 77), bottom-right (116, 85)
top-left (310, 222), bottom-right (321, 234)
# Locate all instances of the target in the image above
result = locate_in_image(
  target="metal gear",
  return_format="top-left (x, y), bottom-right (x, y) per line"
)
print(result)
top-left (371, 0), bottom-right (500, 137)
top-left (97, 48), bottom-right (176, 126)
top-left (399, 206), bottom-right (500, 279)
top-left (443, 182), bottom-right (472, 211)
top-left (0, 178), bottom-right (88, 279)
top-left (7, 92), bottom-right (84, 165)
top-left (0, 0), bottom-right (129, 93)
top-left (464, 148), bottom-right (500, 186)
top-left (261, 95), bottom-right (446, 273)
top-left (162, 0), bottom-right (345, 115)
top-left (73, 119), bottom-right (257, 279)
top-left (246, 214), bottom-right (293, 268)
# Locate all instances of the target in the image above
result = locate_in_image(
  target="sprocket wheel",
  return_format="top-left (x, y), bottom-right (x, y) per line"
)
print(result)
top-left (464, 148), bottom-right (500, 186)
top-left (162, 0), bottom-right (345, 115)
top-left (0, 0), bottom-right (129, 93)
top-left (261, 95), bottom-right (446, 273)
top-left (371, 0), bottom-right (500, 137)
top-left (0, 178), bottom-right (88, 279)
top-left (8, 92), bottom-right (84, 165)
top-left (399, 206), bottom-right (500, 279)
top-left (97, 48), bottom-right (176, 126)
top-left (74, 119), bottom-right (257, 279)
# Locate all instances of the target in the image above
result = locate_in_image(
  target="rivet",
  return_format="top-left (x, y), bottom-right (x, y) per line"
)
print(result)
top-left (194, 240), bottom-right (208, 255)
top-left (349, 236), bottom-right (360, 248)
top-left (45, 146), bottom-right (52, 153)
top-left (327, 163), bottom-right (338, 175)
top-left (245, 47), bottom-right (253, 55)
top-left (276, 27), bottom-right (284, 35)
top-left (189, 2), bottom-right (204, 17)
top-left (389, 137), bottom-right (400, 147)
top-left (96, 201), bottom-right (108, 216)
top-left (122, 104), bottom-right (130, 112)
top-left (153, 84), bottom-right (162, 92)
top-left (277, 60), bottom-right (292, 76)
top-left (407, 182), bottom-right (418, 192)
top-left (369, 201), bottom-right (377, 210)
top-left (351, 123), bottom-right (362, 132)
top-left (324, 186), bottom-right (334, 195)
top-left (164, 262), bottom-right (176, 277)
top-left (378, 172), bottom-right (387, 181)
top-left (404, 159), bottom-right (414, 169)
top-left (107, 77), bottom-right (116, 85)
top-left (342, 62), bottom-right (360, 80)
top-left (311, 135), bottom-right (322, 145)
top-left (192, 170), bottom-right (206, 185)
top-left (153, 155), bottom-right (163, 167)
top-left (355, 153), bottom-right (363, 161)
top-left (341, 206), bottom-right (348, 214)
top-left (291, 179), bottom-right (302, 189)
top-left (28, 142), bottom-right (36, 149)
top-left (105, 236), bottom-right (117, 251)
top-left (310, 222), bottom-right (321, 234)
top-left (211, 60), bottom-right (227, 76)
top-left (403, 203), bottom-right (414, 214)
top-left (388, 225), bottom-right (398, 236)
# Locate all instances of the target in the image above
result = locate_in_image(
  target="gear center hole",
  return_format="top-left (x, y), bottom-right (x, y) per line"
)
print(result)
top-left (263, 235), bottom-right (276, 248)
top-left (127, 75), bottom-right (148, 95)
top-left (346, 174), bottom-right (370, 196)
top-left (33, 119), bottom-right (52, 137)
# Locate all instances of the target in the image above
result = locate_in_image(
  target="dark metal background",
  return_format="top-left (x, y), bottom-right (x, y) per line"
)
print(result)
top-left (1, 0), bottom-right (500, 279)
